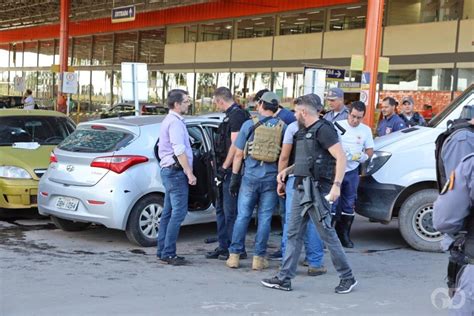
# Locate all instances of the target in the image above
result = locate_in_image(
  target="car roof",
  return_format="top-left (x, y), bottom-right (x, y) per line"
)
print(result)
top-left (0, 109), bottom-right (68, 117)
top-left (85, 114), bottom-right (221, 127)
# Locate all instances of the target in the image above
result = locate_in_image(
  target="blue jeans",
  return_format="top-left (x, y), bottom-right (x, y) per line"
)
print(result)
top-left (229, 176), bottom-right (278, 256)
top-left (281, 176), bottom-right (324, 268)
top-left (157, 167), bottom-right (189, 258)
top-left (215, 170), bottom-right (238, 250)
top-left (332, 168), bottom-right (360, 218)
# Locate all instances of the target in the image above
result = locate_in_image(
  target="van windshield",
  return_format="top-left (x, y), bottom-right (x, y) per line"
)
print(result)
top-left (428, 85), bottom-right (473, 127)
top-left (0, 116), bottom-right (75, 146)
top-left (58, 129), bottom-right (133, 153)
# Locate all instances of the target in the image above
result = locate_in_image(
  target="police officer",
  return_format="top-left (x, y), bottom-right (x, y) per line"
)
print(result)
top-left (433, 154), bottom-right (474, 315)
top-left (206, 87), bottom-right (249, 260)
top-left (399, 96), bottom-right (426, 127)
top-left (376, 97), bottom-right (406, 136)
top-left (261, 93), bottom-right (357, 293)
top-left (323, 87), bottom-right (349, 123)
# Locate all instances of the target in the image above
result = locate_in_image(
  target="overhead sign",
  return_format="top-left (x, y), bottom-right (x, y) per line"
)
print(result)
top-left (303, 67), bottom-right (326, 102)
top-left (62, 72), bottom-right (78, 94)
top-left (13, 76), bottom-right (25, 92)
top-left (112, 5), bottom-right (136, 23)
top-left (378, 57), bottom-right (390, 73)
top-left (338, 81), bottom-right (361, 89)
top-left (325, 68), bottom-right (345, 80)
top-left (351, 54), bottom-right (365, 71)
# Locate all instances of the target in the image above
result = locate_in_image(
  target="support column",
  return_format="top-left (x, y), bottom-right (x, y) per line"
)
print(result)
top-left (363, 0), bottom-right (384, 127)
top-left (57, 0), bottom-right (70, 113)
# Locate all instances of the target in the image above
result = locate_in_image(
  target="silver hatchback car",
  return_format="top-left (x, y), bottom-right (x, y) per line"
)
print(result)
top-left (38, 115), bottom-right (221, 246)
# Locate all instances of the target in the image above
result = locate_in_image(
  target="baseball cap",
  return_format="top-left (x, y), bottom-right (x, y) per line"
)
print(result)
top-left (401, 96), bottom-right (414, 105)
top-left (260, 91), bottom-right (280, 104)
top-left (326, 88), bottom-right (344, 100)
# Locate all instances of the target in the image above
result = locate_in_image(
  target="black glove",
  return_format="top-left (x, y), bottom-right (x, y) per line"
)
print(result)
top-left (216, 166), bottom-right (228, 182)
top-left (229, 173), bottom-right (242, 196)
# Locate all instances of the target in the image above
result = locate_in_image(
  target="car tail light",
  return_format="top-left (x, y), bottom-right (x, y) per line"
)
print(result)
top-left (90, 155), bottom-right (149, 174)
top-left (87, 200), bottom-right (106, 205)
top-left (40, 192), bottom-right (49, 197)
top-left (91, 125), bottom-right (107, 130)
top-left (50, 152), bottom-right (58, 163)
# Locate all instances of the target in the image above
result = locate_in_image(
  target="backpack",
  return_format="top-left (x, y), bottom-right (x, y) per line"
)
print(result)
top-left (244, 116), bottom-right (284, 163)
top-left (435, 114), bottom-right (474, 191)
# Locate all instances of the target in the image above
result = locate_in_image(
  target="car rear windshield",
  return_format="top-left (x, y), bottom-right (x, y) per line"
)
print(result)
top-left (0, 116), bottom-right (75, 146)
top-left (57, 129), bottom-right (133, 153)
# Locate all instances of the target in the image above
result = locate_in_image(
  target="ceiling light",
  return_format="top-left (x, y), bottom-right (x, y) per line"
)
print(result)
top-left (297, 18), bottom-right (308, 21)
top-left (347, 6), bottom-right (362, 9)
top-left (252, 18), bottom-right (262, 21)
top-left (307, 11), bottom-right (320, 14)
top-left (333, 14), bottom-right (346, 17)
top-left (357, 16), bottom-right (366, 19)
top-left (330, 18), bottom-right (340, 21)
top-left (294, 22), bottom-right (305, 25)
top-left (333, 25), bottom-right (342, 29)
top-left (225, 25), bottom-right (232, 29)
top-left (245, 27), bottom-right (253, 30)
top-left (255, 22), bottom-right (265, 25)
top-left (280, 20), bottom-right (286, 23)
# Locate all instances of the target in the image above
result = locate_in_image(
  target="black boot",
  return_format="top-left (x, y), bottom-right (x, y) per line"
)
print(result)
top-left (337, 215), bottom-right (354, 248)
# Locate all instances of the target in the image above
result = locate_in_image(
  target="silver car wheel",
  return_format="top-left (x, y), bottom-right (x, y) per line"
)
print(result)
top-left (139, 203), bottom-right (162, 239)
top-left (412, 205), bottom-right (442, 242)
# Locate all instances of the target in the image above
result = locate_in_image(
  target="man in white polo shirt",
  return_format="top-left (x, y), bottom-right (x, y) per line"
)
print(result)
top-left (332, 101), bottom-right (374, 248)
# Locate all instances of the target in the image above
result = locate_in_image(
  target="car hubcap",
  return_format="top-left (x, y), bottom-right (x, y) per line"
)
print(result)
top-left (139, 203), bottom-right (162, 239)
top-left (412, 204), bottom-right (442, 242)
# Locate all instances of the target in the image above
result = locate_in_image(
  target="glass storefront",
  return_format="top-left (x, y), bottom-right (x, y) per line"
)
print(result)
top-left (237, 16), bottom-right (274, 38)
top-left (280, 10), bottom-right (325, 35)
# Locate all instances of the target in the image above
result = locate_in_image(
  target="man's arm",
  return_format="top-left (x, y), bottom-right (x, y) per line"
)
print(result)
top-left (327, 142), bottom-right (347, 201)
top-left (231, 148), bottom-right (244, 174)
top-left (176, 153), bottom-right (196, 185)
top-left (222, 132), bottom-right (239, 169)
top-left (278, 143), bottom-right (293, 172)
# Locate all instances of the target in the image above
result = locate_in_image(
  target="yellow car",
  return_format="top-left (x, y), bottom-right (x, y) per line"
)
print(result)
top-left (0, 109), bottom-right (75, 210)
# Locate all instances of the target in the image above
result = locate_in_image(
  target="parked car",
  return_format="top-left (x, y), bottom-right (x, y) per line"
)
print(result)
top-left (0, 109), bottom-right (76, 210)
top-left (99, 103), bottom-right (167, 119)
top-left (356, 84), bottom-right (473, 252)
top-left (38, 115), bottom-right (221, 247)
top-left (0, 96), bottom-right (24, 109)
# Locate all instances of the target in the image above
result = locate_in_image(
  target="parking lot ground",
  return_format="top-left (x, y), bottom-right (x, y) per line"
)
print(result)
top-left (0, 210), bottom-right (448, 316)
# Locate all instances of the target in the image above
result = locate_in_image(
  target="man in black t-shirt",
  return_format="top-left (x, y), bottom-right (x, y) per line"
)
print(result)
top-left (261, 93), bottom-right (357, 294)
top-left (206, 87), bottom-right (249, 260)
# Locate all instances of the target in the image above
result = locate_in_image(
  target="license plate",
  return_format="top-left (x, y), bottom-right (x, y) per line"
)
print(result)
top-left (56, 197), bottom-right (79, 211)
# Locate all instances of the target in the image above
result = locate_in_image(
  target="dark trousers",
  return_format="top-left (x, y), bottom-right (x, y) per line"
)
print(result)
top-left (215, 170), bottom-right (238, 250)
top-left (332, 168), bottom-right (359, 217)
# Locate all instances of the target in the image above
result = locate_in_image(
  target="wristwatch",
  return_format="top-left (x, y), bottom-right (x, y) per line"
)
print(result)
top-left (333, 181), bottom-right (342, 187)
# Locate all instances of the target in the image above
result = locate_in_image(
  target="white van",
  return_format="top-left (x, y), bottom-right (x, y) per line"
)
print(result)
top-left (356, 85), bottom-right (473, 252)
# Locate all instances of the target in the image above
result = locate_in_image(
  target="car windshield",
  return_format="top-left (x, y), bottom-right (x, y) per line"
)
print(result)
top-left (0, 116), bottom-right (75, 146)
top-left (58, 129), bottom-right (133, 153)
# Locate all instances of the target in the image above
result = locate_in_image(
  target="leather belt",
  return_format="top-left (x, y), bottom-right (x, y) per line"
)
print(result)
top-left (163, 163), bottom-right (182, 170)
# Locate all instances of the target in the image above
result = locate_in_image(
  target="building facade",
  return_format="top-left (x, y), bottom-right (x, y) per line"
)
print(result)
top-left (0, 0), bottom-right (472, 114)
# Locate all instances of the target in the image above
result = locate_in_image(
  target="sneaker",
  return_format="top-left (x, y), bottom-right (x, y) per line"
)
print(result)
top-left (300, 259), bottom-right (309, 267)
top-left (205, 247), bottom-right (228, 259)
top-left (268, 250), bottom-right (283, 261)
top-left (307, 266), bottom-right (327, 276)
top-left (160, 255), bottom-right (187, 266)
top-left (261, 276), bottom-right (292, 291)
top-left (335, 277), bottom-right (358, 294)
top-left (218, 251), bottom-right (247, 260)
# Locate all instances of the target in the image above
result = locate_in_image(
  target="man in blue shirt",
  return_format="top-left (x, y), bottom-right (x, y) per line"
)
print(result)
top-left (254, 89), bottom-right (296, 125)
top-left (226, 91), bottom-right (286, 270)
top-left (376, 96), bottom-right (406, 137)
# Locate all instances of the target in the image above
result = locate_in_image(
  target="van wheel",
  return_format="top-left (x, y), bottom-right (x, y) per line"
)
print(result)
top-left (125, 194), bottom-right (163, 247)
top-left (51, 216), bottom-right (91, 231)
top-left (398, 189), bottom-right (442, 252)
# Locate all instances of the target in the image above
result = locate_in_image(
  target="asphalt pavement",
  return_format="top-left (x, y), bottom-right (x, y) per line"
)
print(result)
top-left (0, 210), bottom-right (449, 316)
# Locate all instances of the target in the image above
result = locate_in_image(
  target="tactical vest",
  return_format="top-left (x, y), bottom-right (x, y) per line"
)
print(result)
top-left (244, 116), bottom-right (284, 163)
top-left (293, 119), bottom-right (336, 182)
top-left (215, 106), bottom-right (249, 164)
top-left (434, 119), bottom-right (474, 191)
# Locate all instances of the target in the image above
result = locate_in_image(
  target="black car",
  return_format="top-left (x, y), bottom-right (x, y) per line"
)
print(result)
top-left (100, 103), bottom-right (168, 119)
